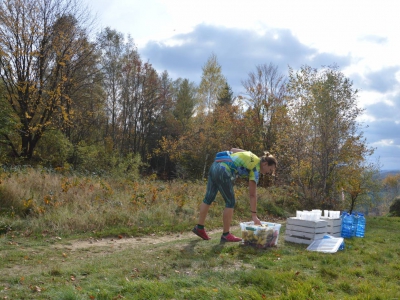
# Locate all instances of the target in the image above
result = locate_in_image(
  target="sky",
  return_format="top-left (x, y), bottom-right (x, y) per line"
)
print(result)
top-left (83, 0), bottom-right (400, 171)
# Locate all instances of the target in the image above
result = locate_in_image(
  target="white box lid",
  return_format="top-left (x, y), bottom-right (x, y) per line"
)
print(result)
top-left (306, 236), bottom-right (344, 253)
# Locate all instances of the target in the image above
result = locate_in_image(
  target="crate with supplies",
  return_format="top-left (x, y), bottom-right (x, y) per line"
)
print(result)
top-left (240, 221), bottom-right (282, 248)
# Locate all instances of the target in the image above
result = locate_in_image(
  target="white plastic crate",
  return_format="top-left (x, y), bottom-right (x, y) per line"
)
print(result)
top-left (240, 221), bottom-right (282, 248)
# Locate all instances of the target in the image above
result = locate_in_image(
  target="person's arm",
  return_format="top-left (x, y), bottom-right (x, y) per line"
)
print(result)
top-left (230, 148), bottom-right (246, 153)
top-left (249, 180), bottom-right (261, 225)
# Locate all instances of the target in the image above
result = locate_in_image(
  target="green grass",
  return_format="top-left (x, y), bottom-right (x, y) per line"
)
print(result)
top-left (1, 217), bottom-right (400, 299)
top-left (1, 169), bottom-right (400, 299)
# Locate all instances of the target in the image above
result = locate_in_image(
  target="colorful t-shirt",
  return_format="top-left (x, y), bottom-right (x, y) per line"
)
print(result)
top-left (215, 151), bottom-right (260, 184)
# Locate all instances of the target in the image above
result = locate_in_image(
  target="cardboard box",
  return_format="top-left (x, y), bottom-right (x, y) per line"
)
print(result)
top-left (240, 221), bottom-right (282, 248)
top-left (285, 217), bottom-right (328, 245)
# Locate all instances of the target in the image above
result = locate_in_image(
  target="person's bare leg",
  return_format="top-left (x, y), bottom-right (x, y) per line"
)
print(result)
top-left (198, 202), bottom-right (210, 225)
top-left (223, 207), bottom-right (234, 233)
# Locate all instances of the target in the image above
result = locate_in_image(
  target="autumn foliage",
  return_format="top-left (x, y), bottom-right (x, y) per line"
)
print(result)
top-left (0, 0), bottom-right (385, 212)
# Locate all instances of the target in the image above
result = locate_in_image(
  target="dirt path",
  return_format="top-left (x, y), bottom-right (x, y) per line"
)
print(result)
top-left (1, 227), bottom-right (238, 276)
top-left (58, 226), bottom-right (241, 252)
top-left (56, 218), bottom-right (285, 252)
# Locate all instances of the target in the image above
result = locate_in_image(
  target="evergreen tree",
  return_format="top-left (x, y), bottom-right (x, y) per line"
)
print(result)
top-left (217, 82), bottom-right (234, 106)
top-left (173, 79), bottom-right (197, 130)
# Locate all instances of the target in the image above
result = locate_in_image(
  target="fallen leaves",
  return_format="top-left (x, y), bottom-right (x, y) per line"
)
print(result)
top-left (30, 285), bottom-right (42, 293)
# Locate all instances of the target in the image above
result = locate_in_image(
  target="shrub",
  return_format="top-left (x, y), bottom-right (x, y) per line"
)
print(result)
top-left (389, 197), bottom-right (400, 217)
top-left (35, 129), bottom-right (73, 167)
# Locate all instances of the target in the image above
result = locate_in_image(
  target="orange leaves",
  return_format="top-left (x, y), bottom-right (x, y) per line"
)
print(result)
top-left (61, 178), bottom-right (72, 193)
top-left (43, 195), bottom-right (52, 205)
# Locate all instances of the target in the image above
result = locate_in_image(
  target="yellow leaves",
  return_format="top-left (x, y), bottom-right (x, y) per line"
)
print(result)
top-left (23, 198), bottom-right (33, 209)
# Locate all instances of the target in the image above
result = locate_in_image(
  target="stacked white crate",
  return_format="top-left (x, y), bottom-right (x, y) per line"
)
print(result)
top-left (320, 217), bottom-right (342, 237)
top-left (285, 218), bottom-right (328, 245)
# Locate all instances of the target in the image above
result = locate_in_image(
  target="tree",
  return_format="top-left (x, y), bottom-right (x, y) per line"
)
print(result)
top-left (341, 162), bottom-right (382, 214)
top-left (285, 65), bottom-right (374, 208)
top-left (242, 63), bottom-right (287, 151)
top-left (0, 81), bottom-right (18, 162)
top-left (97, 27), bottom-right (125, 147)
top-left (217, 82), bottom-right (234, 106)
top-left (173, 78), bottom-right (197, 131)
top-left (382, 173), bottom-right (400, 214)
top-left (197, 53), bottom-right (226, 113)
top-left (0, 0), bottom-right (95, 159)
top-left (382, 173), bottom-right (400, 201)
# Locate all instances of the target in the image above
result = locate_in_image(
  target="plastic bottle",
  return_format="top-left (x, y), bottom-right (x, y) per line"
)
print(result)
top-left (355, 213), bottom-right (366, 237)
top-left (341, 213), bottom-right (353, 238)
top-left (351, 212), bottom-right (358, 237)
top-left (339, 240), bottom-right (345, 250)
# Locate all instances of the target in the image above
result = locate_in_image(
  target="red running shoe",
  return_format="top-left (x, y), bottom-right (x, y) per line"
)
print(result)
top-left (220, 233), bottom-right (242, 242)
top-left (192, 226), bottom-right (211, 240)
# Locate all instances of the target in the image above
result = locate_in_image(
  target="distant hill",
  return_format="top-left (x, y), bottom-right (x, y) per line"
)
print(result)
top-left (380, 170), bottom-right (400, 179)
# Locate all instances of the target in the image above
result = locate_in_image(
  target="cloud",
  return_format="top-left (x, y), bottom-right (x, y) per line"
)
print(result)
top-left (365, 120), bottom-right (400, 144)
top-left (365, 118), bottom-right (400, 170)
top-left (358, 35), bottom-right (388, 44)
top-left (349, 66), bottom-right (400, 94)
top-left (364, 94), bottom-right (400, 121)
top-left (363, 66), bottom-right (400, 93)
top-left (367, 139), bottom-right (400, 171)
top-left (140, 24), bottom-right (352, 93)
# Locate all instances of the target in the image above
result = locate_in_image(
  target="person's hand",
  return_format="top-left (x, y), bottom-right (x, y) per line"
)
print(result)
top-left (252, 214), bottom-right (261, 225)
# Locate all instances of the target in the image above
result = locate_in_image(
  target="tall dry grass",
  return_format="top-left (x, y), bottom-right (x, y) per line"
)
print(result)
top-left (0, 168), bottom-right (293, 237)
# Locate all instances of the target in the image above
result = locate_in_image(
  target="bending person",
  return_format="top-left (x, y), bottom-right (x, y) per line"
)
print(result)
top-left (192, 148), bottom-right (277, 242)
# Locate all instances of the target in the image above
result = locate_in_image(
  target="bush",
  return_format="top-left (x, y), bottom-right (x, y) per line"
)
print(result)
top-left (35, 129), bottom-right (73, 167)
top-left (69, 142), bottom-right (145, 179)
top-left (389, 197), bottom-right (400, 217)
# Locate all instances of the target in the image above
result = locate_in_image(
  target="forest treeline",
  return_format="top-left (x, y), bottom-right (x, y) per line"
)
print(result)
top-left (0, 0), bottom-right (399, 213)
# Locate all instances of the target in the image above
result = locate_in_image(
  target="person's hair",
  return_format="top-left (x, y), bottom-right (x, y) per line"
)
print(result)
top-left (260, 151), bottom-right (278, 167)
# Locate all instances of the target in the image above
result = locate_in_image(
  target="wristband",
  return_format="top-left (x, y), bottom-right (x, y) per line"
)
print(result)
top-left (251, 211), bottom-right (257, 214)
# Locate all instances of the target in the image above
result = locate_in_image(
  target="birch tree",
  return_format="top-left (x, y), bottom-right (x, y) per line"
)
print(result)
top-left (197, 53), bottom-right (226, 113)
top-left (285, 65), bottom-right (374, 208)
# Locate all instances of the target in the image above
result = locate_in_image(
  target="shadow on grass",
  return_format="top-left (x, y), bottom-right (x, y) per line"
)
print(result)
top-left (182, 239), bottom-right (202, 254)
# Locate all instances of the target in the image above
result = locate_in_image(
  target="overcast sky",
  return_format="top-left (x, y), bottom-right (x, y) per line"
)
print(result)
top-left (83, 0), bottom-right (400, 171)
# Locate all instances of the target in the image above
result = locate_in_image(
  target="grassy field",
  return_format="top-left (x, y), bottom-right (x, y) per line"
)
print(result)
top-left (1, 169), bottom-right (400, 299)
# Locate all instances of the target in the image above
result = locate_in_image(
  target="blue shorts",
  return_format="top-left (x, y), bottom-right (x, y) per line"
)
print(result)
top-left (203, 162), bottom-right (235, 208)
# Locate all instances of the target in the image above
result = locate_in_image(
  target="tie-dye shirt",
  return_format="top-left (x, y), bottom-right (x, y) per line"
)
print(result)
top-left (215, 151), bottom-right (261, 184)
